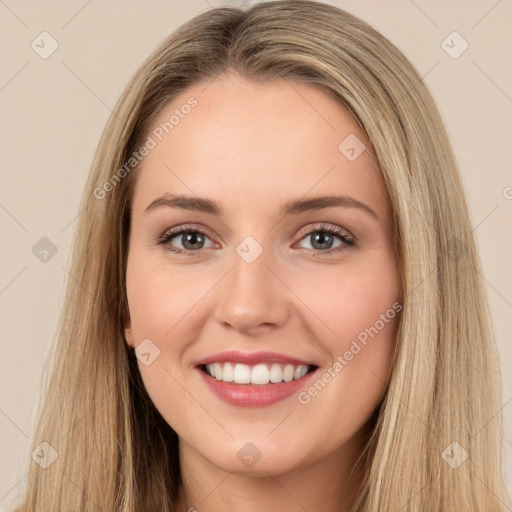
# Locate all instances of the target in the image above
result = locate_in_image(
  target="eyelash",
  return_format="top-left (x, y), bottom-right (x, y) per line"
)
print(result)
top-left (156, 223), bottom-right (354, 258)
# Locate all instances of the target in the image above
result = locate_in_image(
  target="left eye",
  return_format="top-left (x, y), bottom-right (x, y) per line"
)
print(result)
top-left (297, 230), bottom-right (347, 251)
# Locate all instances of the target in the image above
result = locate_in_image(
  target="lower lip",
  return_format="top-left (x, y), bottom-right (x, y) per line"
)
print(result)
top-left (197, 367), bottom-right (317, 408)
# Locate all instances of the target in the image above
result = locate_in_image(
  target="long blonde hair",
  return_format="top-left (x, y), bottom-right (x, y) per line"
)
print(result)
top-left (13, 1), bottom-right (509, 510)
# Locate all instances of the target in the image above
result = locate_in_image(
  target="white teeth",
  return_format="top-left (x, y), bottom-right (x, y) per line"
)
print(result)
top-left (295, 365), bottom-right (308, 379)
top-left (282, 364), bottom-right (294, 382)
top-left (269, 363), bottom-right (282, 383)
top-left (213, 363), bottom-right (223, 380)
top-left (233, 363), bottom-right (251, 384)
top-left (251, 364), bottom-right (270, 385)
top-left (204, 362), bottom-right (311, 385)
top-left (222, 362), bottom-right (234, 382)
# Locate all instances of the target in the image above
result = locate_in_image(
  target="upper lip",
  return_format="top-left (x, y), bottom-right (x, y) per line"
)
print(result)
top-left (194, 350), bottom-right (316, 367)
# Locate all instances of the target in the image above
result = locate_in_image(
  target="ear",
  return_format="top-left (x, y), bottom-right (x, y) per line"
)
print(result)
top-left (124, 325), bottom-right (135, 349)
top-left (123, 304), bottom-right (135, 349)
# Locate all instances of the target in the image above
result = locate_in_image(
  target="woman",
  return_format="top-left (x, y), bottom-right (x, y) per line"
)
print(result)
top-left (14, 1), bottom-right (509, 510)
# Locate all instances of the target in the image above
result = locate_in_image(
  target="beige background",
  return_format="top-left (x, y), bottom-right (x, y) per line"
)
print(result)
top-left (1, 0), bottom-right (511, 509)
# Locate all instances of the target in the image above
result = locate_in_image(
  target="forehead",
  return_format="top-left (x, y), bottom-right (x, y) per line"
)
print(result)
top-left (130, 73), bottom-right (390, 222)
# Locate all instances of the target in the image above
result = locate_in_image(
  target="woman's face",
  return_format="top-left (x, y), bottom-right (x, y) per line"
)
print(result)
top-left (124, 73), bottom-right (402, 476)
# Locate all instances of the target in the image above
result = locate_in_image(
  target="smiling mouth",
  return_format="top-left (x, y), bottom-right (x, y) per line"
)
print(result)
top-left (199, 362), bottom-right (318, 386)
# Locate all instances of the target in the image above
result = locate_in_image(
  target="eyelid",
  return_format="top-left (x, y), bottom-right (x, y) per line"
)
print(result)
top-left (160, 223), bottom-right (217, 241)
top-left (295, 222), bottom-right (354, 242)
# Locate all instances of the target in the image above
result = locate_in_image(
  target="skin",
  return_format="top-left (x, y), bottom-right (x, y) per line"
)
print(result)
top-left (124, 72), bottom-right (402, 512)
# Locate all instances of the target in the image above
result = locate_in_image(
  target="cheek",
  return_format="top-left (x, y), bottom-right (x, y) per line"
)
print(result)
top-left (125, 250), bottom-right (197, 431)
top-left (294, 250), bottom-right (401, 351)
top-left (125, 248), bottom-right (205, 343)
top-left (292, 252), bottom-right (401, 413)
top-left (125, 250), bottom-right (210, 420)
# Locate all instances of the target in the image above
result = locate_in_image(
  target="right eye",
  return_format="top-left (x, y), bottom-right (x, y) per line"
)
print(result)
top-left (157, 224), bottom-right (217, 256)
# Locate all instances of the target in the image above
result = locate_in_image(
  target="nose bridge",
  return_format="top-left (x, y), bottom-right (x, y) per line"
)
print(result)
top-left (213, 238), bottom-right (289, 331)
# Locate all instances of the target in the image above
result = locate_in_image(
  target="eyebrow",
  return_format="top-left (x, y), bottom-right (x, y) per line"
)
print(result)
top-left (144, 193), bottom-right (378, 220)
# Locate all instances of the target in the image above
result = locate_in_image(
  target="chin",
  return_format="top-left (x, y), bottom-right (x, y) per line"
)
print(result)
top-left (196, 438), bottom-right (309, 477)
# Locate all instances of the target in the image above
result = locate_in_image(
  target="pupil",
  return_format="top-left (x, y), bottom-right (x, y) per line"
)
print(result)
top-left (313, 232), bottom-right (332, 250)
top-left (184, 232), bottom-right (203, 250)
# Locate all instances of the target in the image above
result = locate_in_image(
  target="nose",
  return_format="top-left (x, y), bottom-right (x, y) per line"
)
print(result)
top-left (212, 246), bottom-right (291, 335)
